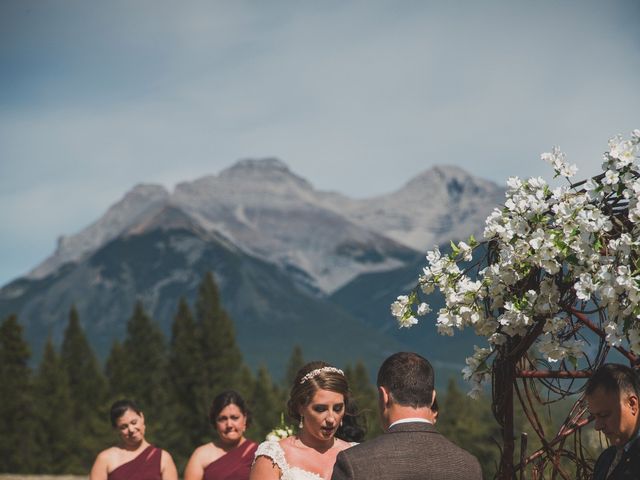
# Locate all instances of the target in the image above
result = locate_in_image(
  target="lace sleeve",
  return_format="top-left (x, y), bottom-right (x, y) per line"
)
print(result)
top-left (254, 440), bottom-right (288, 474)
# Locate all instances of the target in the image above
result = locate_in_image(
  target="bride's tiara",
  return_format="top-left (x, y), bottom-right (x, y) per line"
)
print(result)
top-left (300, 366), bottom-right (344, 384)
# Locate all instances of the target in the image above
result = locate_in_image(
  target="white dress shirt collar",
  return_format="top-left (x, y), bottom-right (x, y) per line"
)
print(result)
top-left (388, 417), bottom-right (433, 429)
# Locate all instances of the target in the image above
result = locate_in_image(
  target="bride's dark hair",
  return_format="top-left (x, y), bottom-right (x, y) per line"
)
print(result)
top-left (287, 361), bottom-right (351, 424)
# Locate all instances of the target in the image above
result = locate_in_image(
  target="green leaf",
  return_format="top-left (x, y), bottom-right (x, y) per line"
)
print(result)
top-left (450, 240), bottom-right (460, 256)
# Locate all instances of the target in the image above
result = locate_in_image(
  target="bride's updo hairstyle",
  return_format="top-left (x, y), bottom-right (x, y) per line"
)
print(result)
top-left (287, 361), bottom-right (350, 424)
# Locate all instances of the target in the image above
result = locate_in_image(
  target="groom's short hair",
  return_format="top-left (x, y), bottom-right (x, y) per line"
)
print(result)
top-left (377, 352), bottom-right (434, 408)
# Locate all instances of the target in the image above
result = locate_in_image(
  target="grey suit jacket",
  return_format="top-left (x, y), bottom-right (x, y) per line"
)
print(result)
top-left (331, 421), bottom-right (482, 480)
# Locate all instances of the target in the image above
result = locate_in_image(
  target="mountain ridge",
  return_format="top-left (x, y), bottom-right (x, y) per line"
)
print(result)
top-left (1, 158), bottom-right (503, 376)
top-left (23, 159), bottom-right (503, 294)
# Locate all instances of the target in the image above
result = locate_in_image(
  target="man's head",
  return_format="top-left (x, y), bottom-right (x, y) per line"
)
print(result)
top-left (376, 352), bottom-right (436, 428)
top-left (585, 363), bottom-right (640, 448)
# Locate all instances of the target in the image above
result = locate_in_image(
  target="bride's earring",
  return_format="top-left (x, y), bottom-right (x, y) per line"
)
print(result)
top-left (340, 419), bottom-right (343, 427)
top-left (299, 415), bottom-right (304, 429)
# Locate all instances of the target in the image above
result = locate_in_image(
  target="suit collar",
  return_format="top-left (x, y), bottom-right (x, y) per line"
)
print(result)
top-left (387, 421), bottom-right (438, 434)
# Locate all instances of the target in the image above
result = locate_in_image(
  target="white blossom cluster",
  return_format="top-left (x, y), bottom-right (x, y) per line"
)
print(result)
top-left (391, 130), bottom-right (640, 398)
top-left (265, 413), bottom-right (295, 441)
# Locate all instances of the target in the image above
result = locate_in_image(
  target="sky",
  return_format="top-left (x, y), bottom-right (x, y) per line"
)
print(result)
top-left (1, 0), bottom-right (639, 287)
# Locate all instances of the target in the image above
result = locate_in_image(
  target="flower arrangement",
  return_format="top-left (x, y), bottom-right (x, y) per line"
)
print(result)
top-left (265, 413), bottom-right (295, 441)
top-left (391, 130), bottom-right (640, 398)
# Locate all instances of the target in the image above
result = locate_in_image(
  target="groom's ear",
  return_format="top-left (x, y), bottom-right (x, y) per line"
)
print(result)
top-left (378, 385), bottom-right (391, 407)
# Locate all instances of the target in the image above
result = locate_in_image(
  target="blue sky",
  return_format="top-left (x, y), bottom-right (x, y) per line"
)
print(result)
top-left (1, 0), bottom-right (639, 286)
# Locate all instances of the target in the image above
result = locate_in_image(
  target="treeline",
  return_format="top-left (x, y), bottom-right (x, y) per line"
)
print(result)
top-left (0, 272), bottom-right (383, 475)
top-left (0, 271), bottom-right (535, 478)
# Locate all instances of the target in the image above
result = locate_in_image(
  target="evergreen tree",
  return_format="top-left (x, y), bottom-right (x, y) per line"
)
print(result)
top-left (235, 364), bottom-right (256, 402)
top-left (166, 298), bottom-right (203, 464)
top-left (113, 301), bottom-right (170, 445)
top-left (33, 337), bottom-right (77, 473)
top-left (0, 315), bottom-right (36, 473)
top-left (249, 366), bottom-right (281, 441)
top-left (284, 345), bottom-right (305, 387)
top-left (195, 272), bottom-right (243, 414)
top-left (344, 361), bottom-right (380, 439)
top-left (438, 378), bottom-right (501, 478)
top-left (60, 306), bottom-right (109, 469)
top-left (105, 339), bottom-right (130, 398)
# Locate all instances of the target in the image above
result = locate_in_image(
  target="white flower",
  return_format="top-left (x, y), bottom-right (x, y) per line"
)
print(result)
top-left (458, 241), bottom-right (473, 261)
top-left (266, 414), bottom-right (295, 441)
top-left (506, 176), bottom-right (523, 190)
top-left (608, 135), bottom-right (638, 168)
top-left (604, 321), bottom-right (624, 347)
top-left (575, 273), bottom-right (597, 301)
top-left (538, 335), bottom-right (566, 362)
top-left (417, 303), bottom-right (431, 315)
top-left (541, 147), bottom-right (578, 178)
top-left (602, 169), bottom-right (619, 186)
top-left (399, 315), bottom-right (419, 328)
top-left (390, 295), bottom-right (410, 318)
top-left (420, 282), bottom-right (435, 295)
top-left (559, 162), bottom-right (578, 177)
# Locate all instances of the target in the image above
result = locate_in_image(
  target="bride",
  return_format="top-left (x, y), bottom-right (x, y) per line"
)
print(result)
top-left (250, 361), bottom-right (355, 480)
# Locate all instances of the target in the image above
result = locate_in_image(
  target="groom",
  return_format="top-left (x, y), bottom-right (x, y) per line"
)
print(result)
top-left (331, 352), bottom-right (482, 480)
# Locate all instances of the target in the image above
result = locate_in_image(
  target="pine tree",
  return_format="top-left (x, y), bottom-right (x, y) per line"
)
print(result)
top-left (33, 337), bottom-right (77, 473)
top-left (284, 345), bottom-right (305, 387)
top-left (437, 378), bottom-right (501, 478)
top-left (344, 361), bottom-right (380, 439)
top-left (0, 315), bottom-right (36, 473)
top-left (166, 298), bottom-right (203, 464)
top-left (195, 272), bottom-right (243, 414)
top-left (111, 301), bottom-right (170, 445)
top-left (105, 339), bottom-right (130, 398)
top-left (248, 366), bottom-right (281, 441)
top-left (235, 364), bottom-right (256, 402)
top-left (60, 306), bottom-right (109, 469)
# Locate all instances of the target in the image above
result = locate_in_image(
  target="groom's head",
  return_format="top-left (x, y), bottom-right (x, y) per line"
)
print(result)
top-left (376, 352), bottom-right (436, 428)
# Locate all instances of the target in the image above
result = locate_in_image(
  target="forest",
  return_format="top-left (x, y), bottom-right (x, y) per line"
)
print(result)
top-left (0, 272), bottom-right (598, 479)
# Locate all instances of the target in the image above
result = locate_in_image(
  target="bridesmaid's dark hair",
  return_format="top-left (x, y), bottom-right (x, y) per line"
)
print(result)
top-left (209, 390), bottom-right (252, 427)
top-left (110, 399), bottom-right (142, 427)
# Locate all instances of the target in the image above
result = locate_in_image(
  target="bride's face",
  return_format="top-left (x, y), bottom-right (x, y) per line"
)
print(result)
top-left (300, 388), bottom-right (345, 441)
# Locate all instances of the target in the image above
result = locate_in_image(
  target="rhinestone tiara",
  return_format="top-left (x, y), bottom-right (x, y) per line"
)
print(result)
top-left (299, 366), bottom-right (344, 384)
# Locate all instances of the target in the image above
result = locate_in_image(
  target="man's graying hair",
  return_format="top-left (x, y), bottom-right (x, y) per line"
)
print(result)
top-left (585, 363), bottom-right (640, 398)
top-left (377, 352), bottom-right (434, 408)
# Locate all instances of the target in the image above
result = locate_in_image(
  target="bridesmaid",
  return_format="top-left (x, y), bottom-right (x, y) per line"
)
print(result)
top-left (90, 399), bottom-right (178, 480)
top-left (184, 390), bottom-right (258, 480)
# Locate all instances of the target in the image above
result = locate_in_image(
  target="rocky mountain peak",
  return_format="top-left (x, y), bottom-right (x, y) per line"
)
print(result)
top-left (22, 159), bottom-right (503, 294)
top-left (28, 183), bottom-right (170, 279)
top-left (402, 165), bottom-right (495, 197)
top-left (218, 157), bottom-right (312, 189)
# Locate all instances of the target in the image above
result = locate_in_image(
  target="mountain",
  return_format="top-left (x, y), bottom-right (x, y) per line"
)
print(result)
top-left (27, 159), bottom-right (419, 295)
top-left (170, 158), bottom-right (418, 293)
top-left (28, 184), bottom-right (170, 279)
top-left (319, 165), bottom-right (505, 251)
top-left (0, 206), bottom-right (408, 376)
top-left (1, 158), bottom-right (503, 377)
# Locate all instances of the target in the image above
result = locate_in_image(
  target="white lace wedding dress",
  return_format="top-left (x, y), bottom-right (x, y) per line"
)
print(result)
top-left (255, 440), bottom-right (349, 480)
